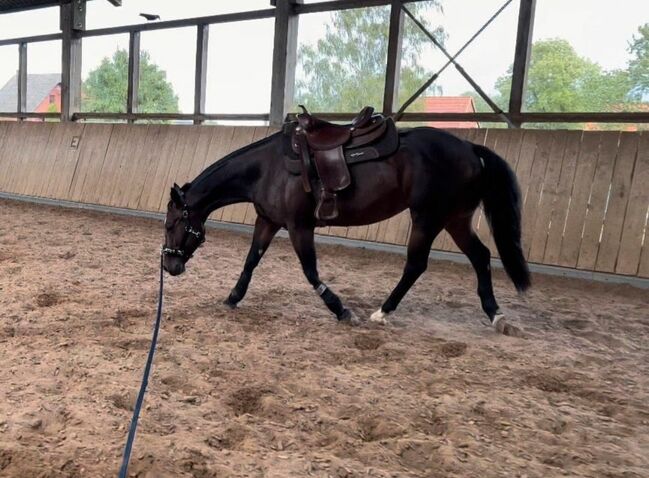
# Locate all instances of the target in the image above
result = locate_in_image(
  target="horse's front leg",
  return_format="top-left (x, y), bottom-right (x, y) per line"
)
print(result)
top-left (287, 224), bottom-right (359, 325)
top-left (224, 215), bottom-right (280, 308)
top-left (370, 213), bottom-right (443, 324)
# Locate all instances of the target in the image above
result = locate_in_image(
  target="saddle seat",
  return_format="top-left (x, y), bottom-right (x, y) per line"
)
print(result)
top-left (289, 105), bottom-right (399, 221)
top-left (297, 106), bottom-right (380, 150)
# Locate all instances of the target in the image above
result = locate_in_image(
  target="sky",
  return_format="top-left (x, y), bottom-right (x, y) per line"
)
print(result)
top-left (0, 0), bottom-right (647, 114)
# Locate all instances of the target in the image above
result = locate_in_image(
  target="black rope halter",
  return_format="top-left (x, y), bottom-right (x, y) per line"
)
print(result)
top-left (162, 205), bottom-right (205, 260)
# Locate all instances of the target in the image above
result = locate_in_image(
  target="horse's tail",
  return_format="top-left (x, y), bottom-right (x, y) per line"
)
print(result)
top-left (472, 144), bottom-right (531, 292)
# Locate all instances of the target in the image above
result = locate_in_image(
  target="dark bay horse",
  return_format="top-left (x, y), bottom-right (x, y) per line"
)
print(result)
top-left (162, 125), bottom-right (530, 333)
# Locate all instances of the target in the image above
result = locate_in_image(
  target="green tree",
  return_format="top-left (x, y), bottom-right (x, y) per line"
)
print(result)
top-left (472, 39), bottom-right (634, 129)
top-left (295, 4), bottom-right (445, 113)
top-left (83, 49), bottom-right (179, 114)
top-left (628, 23), bottom-right (649, 101)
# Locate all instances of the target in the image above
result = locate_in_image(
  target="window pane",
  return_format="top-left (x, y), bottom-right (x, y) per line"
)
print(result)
top-left (294, 7), bottom-right (390, 113)
top-left (27, 41), bottom-right (61, 114)
top-left (0, 46), bottom-right (18, 113)
top-left (0, 7), bottom-right (59, 40)
top-left (206, 19), bottom-right (274, 114)
top-left (399, 0), bottom-right (519, 119)
top-left (81, 35), bottom-right (130, 113)
top-left (526, 0), bottom-right (649, 114)
top-left (139, 28), bottom-right (194, 114)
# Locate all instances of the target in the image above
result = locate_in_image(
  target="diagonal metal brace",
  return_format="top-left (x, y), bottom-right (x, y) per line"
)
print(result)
top-left (396, 1), bottom-right (514, 127)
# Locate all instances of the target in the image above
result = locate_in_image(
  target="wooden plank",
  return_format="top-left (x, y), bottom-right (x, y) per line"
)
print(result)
top-left (68, 124), bottom-right (113, 203)
top-left (616, 131), bottom-right (649, 276)
top-left (70, 124), bottom-right (115, 204)
top-left (521, 128), bottom-right (555, 258)
top-left (121, 125), bottom-right (160, 209)
top-left (33, 123), bottom-right (66, 198)
top-left (527, 130), bottom-right (567, 263)
top-left (513, 129), bottom-right (541, 259)
top-left (595, 132), bottom-right (640, 272)
top-left (4, 123), bottom-right (33, 194)
top-left (49, 122), bottom-right (85, 200)
top-left (558, 131), bottom-right (602, 268)
top-left (186, 125), bottom-right (216, 181)
top-left (639, 231), bottom-right (649, 278)
top-left (152, 125), bottom-right (194, 211)
top-left (1, 123), bottom-right (25, 192)
top-left (93, 124), bottom-right (130, 206)
top-left (543, 130), bottom-right (582, 265)
top-left (577, 131), bottom-right (620, 270)
top-left (111, 124), bottom-right (151, 208)
top-left (156, 125), bottom-right (200, 212)
top-left (140, 125), bottom-right (184, 212)
top-left (133, 124), bottom-right (164, 210)
top-left (0, 123), bottom-right (22, 192)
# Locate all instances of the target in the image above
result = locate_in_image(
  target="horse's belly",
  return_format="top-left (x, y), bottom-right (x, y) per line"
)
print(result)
top-left (323, 160), bottom-right (408, 227)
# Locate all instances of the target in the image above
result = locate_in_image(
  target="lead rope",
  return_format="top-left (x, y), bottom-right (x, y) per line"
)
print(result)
top-left (118, 252), bottom-right (165, 478)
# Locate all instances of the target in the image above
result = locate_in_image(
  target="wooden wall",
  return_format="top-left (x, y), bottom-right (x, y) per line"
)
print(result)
top-left (0, 122), bottom-right (647, 278)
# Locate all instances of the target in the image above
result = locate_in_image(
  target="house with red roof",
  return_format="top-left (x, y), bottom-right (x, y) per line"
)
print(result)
top-left (0, 73), bottom-right (61, 118)
top-left (423, 96), bottom-right (479, 129)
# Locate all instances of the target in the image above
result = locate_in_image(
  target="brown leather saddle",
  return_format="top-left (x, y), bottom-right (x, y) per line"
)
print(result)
top-left (287, 105), bottom-right (399, 220)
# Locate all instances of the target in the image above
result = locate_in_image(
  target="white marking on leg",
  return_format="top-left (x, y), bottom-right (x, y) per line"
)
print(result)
top-left (492, 313), bottom-right (505, 330)
top-left (369, 308), bottom-right (389, 324)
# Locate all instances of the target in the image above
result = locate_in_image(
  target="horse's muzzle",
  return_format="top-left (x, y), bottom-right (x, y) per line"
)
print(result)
top-left (163, 258), bottom-right (185, 276)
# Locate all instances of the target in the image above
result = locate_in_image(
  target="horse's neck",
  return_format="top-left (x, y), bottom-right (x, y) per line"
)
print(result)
top-left (188, 146), bottom-right (264, 218)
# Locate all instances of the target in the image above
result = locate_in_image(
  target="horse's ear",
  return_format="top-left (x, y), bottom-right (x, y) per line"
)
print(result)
top-left (170, 183), bottom-right (184, 206)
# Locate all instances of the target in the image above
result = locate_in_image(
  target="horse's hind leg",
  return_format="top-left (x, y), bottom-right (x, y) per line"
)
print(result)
top-left (370, 213), bottom-right (443, 324)
top-left (287, 224), bottom-right (359, 325)
top-left (445, 216), bottom-right (503, 328)
top-left (224, 215), bottom-right (280, 308)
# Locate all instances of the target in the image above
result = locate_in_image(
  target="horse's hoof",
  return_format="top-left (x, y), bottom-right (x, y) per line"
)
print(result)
top-left (339, 309), bottom-right (360, 326)
top-left (223, 297), bottom-right (238, 309)
top-left (369, 308), bottom-right (389, 325)
top-left (492, 314), bottom-right (525, 337)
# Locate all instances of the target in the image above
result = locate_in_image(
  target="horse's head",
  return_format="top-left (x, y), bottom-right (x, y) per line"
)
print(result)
top-left (162, 183), bottom-right (205, 276)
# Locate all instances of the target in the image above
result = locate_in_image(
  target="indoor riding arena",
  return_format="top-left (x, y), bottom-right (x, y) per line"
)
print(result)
top-left (1, 1), bottom-right (648, 477)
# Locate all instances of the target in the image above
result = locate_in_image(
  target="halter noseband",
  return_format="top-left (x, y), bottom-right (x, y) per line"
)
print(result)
top-left (162, 205), bottom-right (205, 259)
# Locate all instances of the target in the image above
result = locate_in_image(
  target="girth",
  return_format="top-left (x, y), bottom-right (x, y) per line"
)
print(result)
top-left (286, 105), bottom-right (399, 221)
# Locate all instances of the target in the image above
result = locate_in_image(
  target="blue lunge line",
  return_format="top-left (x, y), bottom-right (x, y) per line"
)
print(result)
top-left (118, 253), bottom-right (164, 478)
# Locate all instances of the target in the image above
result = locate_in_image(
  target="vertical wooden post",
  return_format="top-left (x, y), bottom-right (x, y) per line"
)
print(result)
top-left (127, 31), bottom-right (141, 123)
top-left (17, 42), bottom-right (27, 117)
top-left (60, 0), bottom-right (85, 121)
top-left (194, 24), bottom-right (209, 125)
top-left (382, 0), bottom-right (404, 115)
top-left (269, 0), bottom-right (301, 126)
top-left (508, 0), bottom-right (536, 127)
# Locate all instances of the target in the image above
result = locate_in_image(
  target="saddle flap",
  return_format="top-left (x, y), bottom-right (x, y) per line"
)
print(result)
top-left (312, 146), bottom-right (351, 191)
